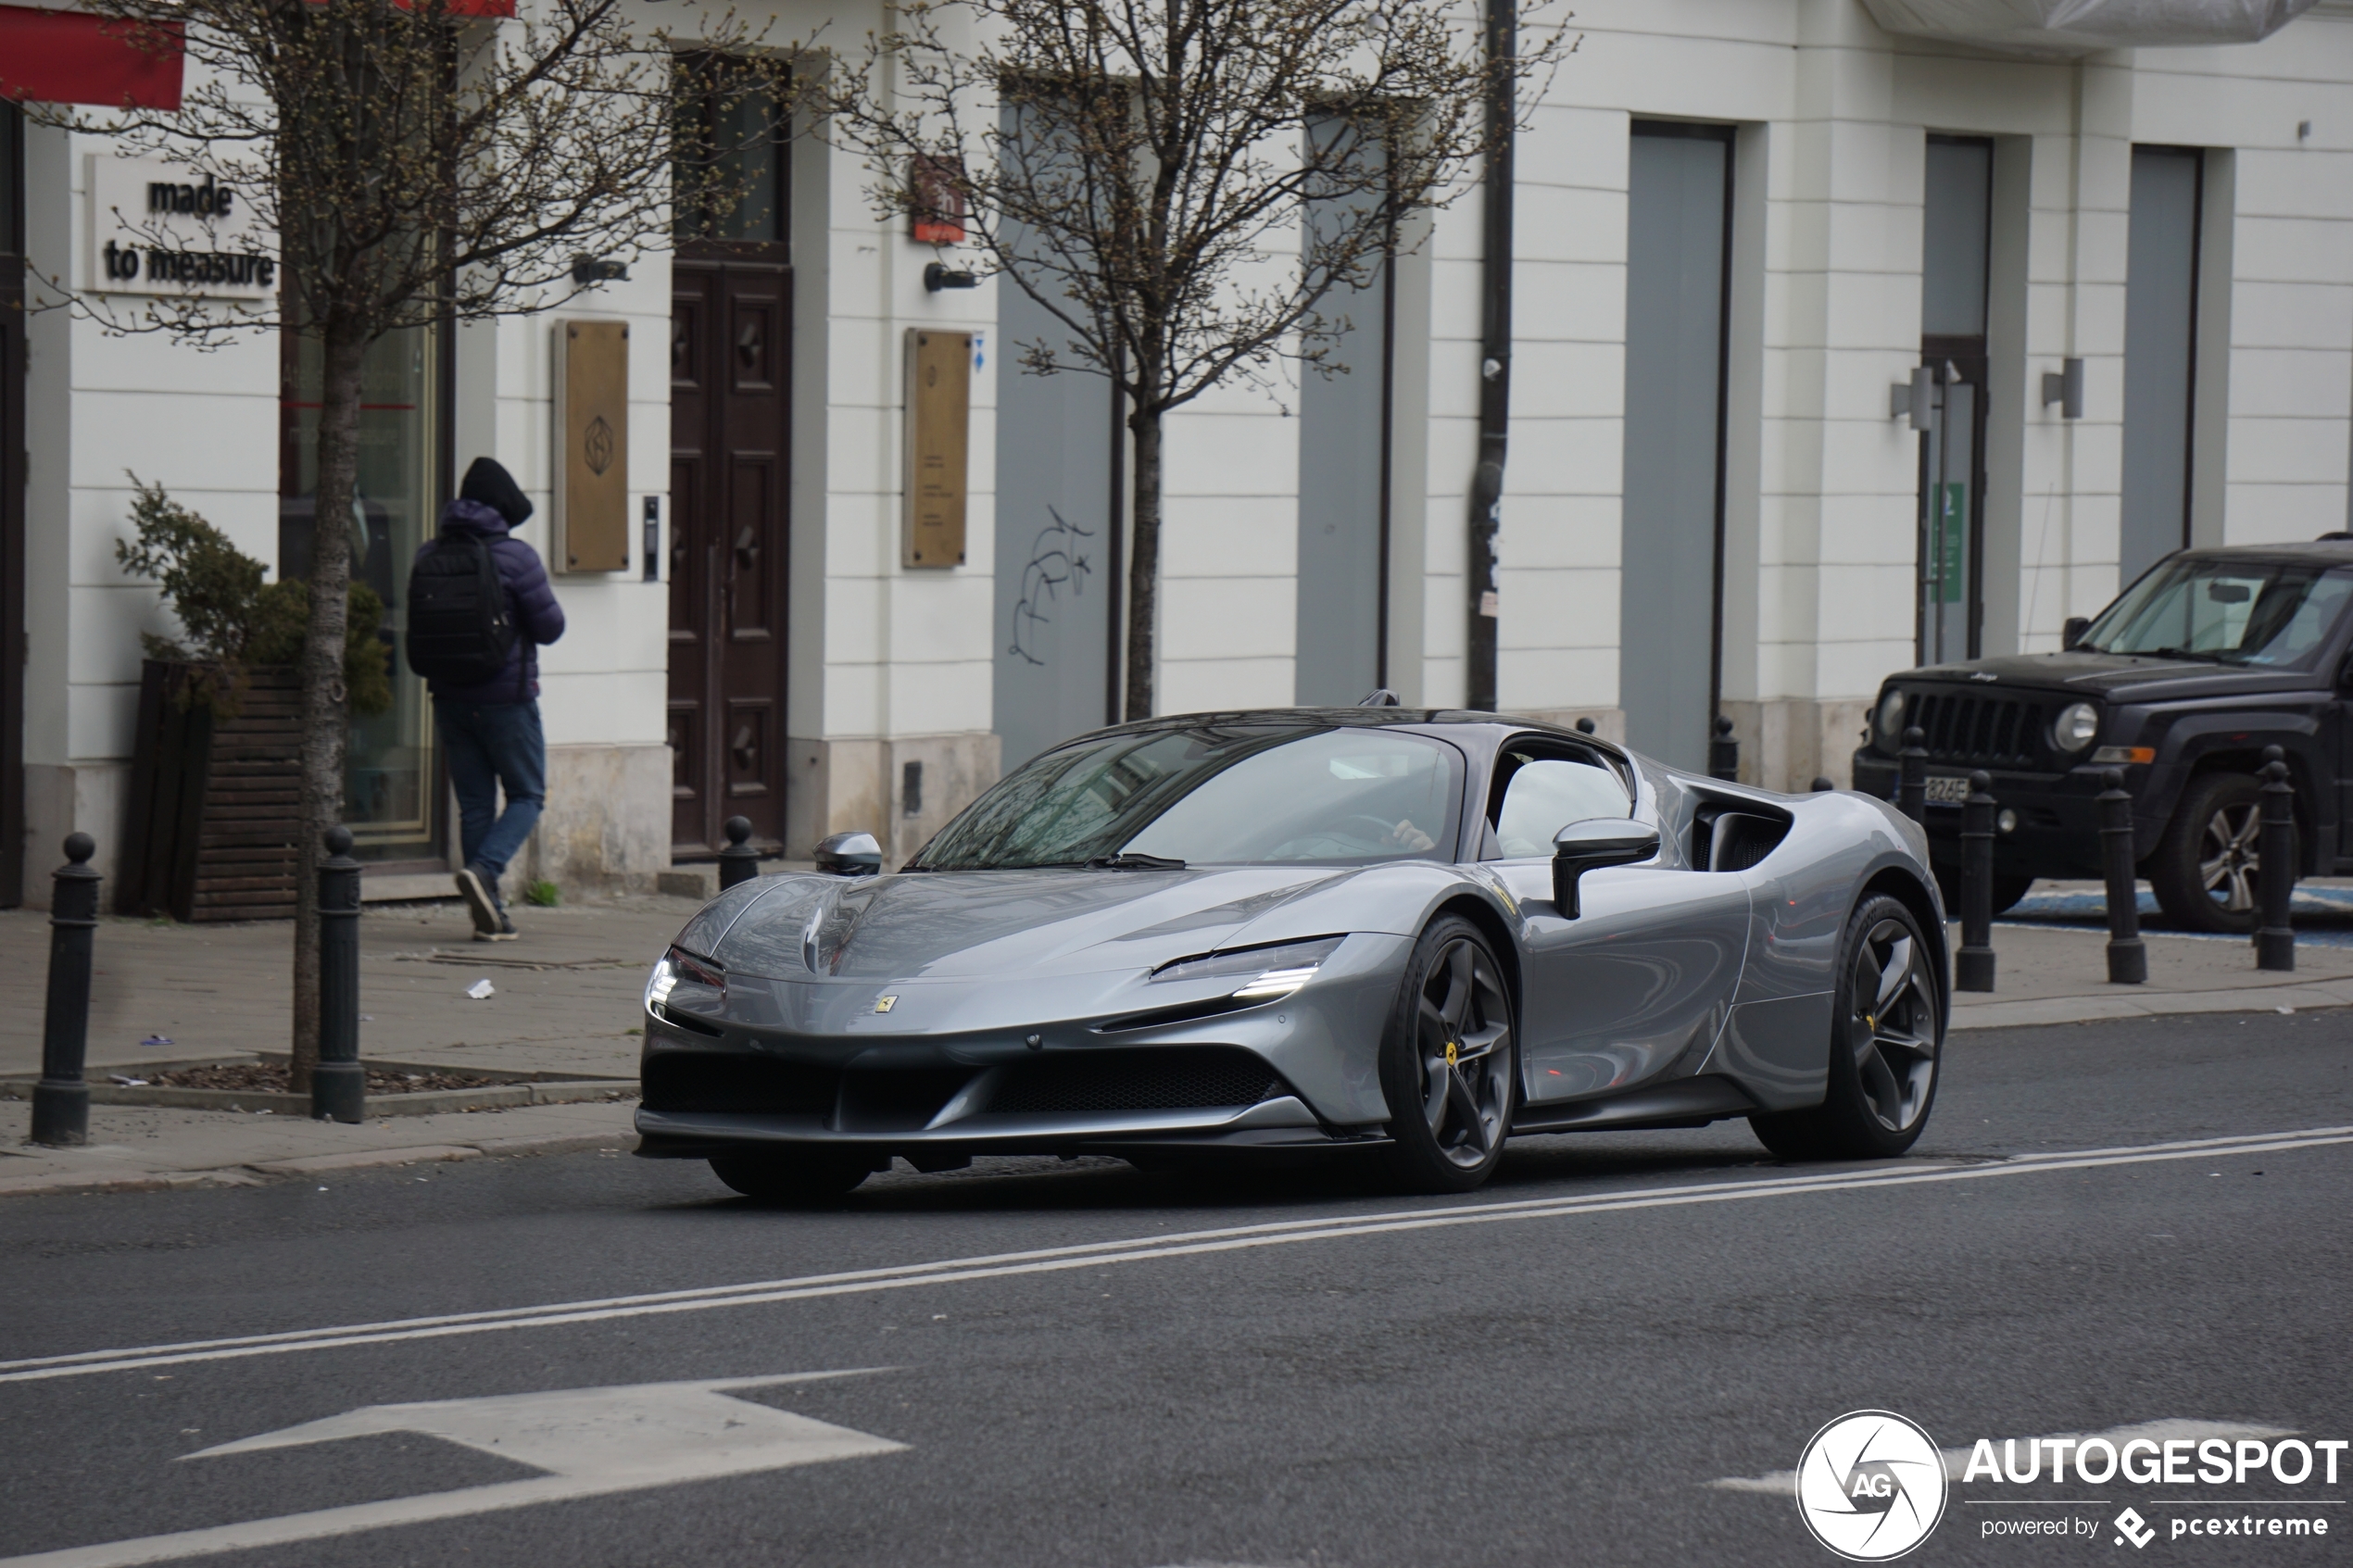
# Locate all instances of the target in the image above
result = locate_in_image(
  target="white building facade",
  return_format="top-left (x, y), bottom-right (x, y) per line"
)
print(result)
top-left (4, 0), bottom-right (2351, 906)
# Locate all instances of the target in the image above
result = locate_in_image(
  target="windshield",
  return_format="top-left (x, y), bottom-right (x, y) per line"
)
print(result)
top-left (912, 723), bottom-right (1466, 871)
top-left (2082, 558), bottom-right (2353, 667)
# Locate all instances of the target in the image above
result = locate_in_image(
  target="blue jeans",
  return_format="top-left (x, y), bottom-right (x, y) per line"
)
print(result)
top-left (435, 698), bottom-right (546, 903)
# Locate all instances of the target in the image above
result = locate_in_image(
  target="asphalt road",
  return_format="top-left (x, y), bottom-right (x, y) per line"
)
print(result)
top-left (3, 1010), bottom-right (2348, 1568)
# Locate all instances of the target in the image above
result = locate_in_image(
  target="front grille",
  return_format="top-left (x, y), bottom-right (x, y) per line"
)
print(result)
top-left (1906, 688), bottom-right (2049, 769)
top-left (988, 1047), bottom-right (1284, 1115)
top-left (642, 1052), bottom-right (838, 1115)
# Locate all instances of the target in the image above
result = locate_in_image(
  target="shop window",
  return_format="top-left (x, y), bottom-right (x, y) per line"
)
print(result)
top-left (280, 320), bottom-right (448, 865)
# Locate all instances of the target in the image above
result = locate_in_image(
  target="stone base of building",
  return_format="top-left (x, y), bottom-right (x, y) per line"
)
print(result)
top-left (515, 743), bottom-right (673, 897)
top-left (1507, 708), bottom-right (1627, 746)
top-left (19, 762), bottom-right (129, 911)
top-left (786, 730), bottom-right (1003, 865)
top-left (1717, 699), bottom-right (1873, 795)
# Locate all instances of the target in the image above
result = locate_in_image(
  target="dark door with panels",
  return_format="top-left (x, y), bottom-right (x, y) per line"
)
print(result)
top-left (669, 254), bottom-right (791, 857)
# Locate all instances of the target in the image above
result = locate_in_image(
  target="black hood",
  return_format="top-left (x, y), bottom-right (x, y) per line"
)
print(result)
top-left (1902, 650), bottom-right (2325, 705)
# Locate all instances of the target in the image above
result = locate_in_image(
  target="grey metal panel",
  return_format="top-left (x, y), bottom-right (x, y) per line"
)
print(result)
top-left (991, 113), bottom-right (1115, 771)
top-left (1922, 141), bottom-right (1991, 337)
top-left (1296, 119), bottom-right (1390, 705)
top-left (2122, 145), bottom-right (2202, 584)
top-left (1619, 128), bottom-right (1729, 774)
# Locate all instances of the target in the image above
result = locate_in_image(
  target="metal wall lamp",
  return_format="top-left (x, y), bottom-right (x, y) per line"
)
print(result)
top-left (924, 262), bottom-right (978, 293)
top-left (2042, 358), bottom-right (2084, 420)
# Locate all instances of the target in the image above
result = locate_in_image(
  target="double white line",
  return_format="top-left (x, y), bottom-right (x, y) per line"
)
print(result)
top-left (7, 1124), bottom-right (2345, 1387)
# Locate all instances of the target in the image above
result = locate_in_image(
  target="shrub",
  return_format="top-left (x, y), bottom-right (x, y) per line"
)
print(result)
top-left (116, 475), bottom-right (392, 718)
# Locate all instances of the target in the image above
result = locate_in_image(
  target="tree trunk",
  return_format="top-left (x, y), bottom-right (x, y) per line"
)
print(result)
top-left (1123, 406), bottom-right (1163, 722)
top-left (289, 325), bottom-right (365, 1091)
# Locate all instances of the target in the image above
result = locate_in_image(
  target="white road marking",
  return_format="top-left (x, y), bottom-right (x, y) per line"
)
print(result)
top-left (4, 1125), bottom-right (2345, 1387)
top-left (1708, 1419), bottom-right (2299, 1494)
top-left (0, 1373), bottom-right (902, 1568)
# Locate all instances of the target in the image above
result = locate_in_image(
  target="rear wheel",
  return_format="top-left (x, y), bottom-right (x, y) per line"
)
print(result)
top-left (2150, 771), bottom-right (2288, 935)
top-left (1750, 895), bottom-right (1942, 1161)
top-left (1378, 916), bottom-right (1516, 1194)
top-left (709, 1152), bottom-right (874, 1203)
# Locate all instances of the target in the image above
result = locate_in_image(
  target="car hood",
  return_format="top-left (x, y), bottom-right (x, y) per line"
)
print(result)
top-left (1903, 651), bottom-right (2324, 704)
top-left (698, 865), bottom-right (1364, 983)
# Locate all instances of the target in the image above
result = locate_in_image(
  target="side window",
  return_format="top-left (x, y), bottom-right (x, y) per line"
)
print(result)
top-left (1491, 745), bottom-right (1633, 859)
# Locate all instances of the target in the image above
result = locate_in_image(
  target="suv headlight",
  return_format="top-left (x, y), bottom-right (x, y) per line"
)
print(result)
top-left (1875, 689), bottom-right (1906, 748)
top-left (2053, 701), bottom-right (2100, 753)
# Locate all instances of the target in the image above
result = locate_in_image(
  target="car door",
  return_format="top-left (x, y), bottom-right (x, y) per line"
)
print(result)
top-left (1481, 740), bottom-right (1751, 1105)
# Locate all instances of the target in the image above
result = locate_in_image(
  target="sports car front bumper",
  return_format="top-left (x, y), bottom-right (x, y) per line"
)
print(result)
top-left (632, 932), bottom-right (1412, 1164)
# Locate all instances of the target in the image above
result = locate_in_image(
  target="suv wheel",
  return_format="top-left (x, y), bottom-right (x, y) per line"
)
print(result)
top-left (1932, 868), bottom-right (2034, 919)
top-left (2150, 771), bottom-right (2291, 935)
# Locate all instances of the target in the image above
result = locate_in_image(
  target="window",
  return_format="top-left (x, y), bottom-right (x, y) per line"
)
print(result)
top-left (1489, 742), bottom-right (1632, 859)
top-left (915, 723), bottom-right (1465, 869)
top-left (2082, 558), bottom-right (2353, 670)
top-left (673, 55), bottom-right (787, 245)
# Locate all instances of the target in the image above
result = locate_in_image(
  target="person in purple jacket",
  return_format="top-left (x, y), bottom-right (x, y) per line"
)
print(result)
top-left (422, 458), bottom-right (567, 940)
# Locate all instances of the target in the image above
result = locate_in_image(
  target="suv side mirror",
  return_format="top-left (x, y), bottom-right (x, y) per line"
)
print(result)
top-left (1552, 819), bottom-right (1660, 919)
top-left (814, 831), bottom-right (883, 876)
top-left (2063, 616), bottom-right (2091, 651)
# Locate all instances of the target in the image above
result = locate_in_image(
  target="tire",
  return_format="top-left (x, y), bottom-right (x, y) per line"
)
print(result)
top-left (1932, 868), bottom-right (2033, 919)
top-left (2149, 771), bottom-right (2289, 935)
top-left (1750, 895), bottom-right (1943, 1161)
top-left (1378, 915), bottom-right (1517, 1194)
top-left (709, 1152), bottom-right (874, 1203)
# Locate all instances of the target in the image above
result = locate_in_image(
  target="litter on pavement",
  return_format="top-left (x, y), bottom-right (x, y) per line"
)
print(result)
top-left (467, 978), bottom-right (496, 1000)
top-left (139, 1035), bottom-right (172, 1047)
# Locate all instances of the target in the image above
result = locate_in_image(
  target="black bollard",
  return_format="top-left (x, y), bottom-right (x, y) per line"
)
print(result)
top-left (1898, 727), bottom-right (1928, 824)
top-left (2097, 768), bottom-right (2145, 985)
top-left (1708, 716), bottom-right (1739, 782)
top-left (31, 834), bottom-right (100, 1148)
top-left (2257, 751), bottom-right (2296, 972)
top-left (718, 816), bottom-right (761, 891)
top-left (1575, 717), bottom-right (1596, 735)
top-left (312, 826), bottom-right (365, 1124)
top-left (1956, 771), bottom-right (1996, 993)
top-left (1810, 776), bottom-right (1836, 793)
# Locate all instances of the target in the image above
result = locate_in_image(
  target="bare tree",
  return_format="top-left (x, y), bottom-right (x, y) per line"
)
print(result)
top-left (831, 0), bottom-right (1561, 721)
top-left (31, 0), bottom-right (790, 1086)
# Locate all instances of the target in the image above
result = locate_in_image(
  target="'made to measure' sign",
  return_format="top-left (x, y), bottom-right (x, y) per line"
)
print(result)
top-left (85, 154), bottom-right (276, 297)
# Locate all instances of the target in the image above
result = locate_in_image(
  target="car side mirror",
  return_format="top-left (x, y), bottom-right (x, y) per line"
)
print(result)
top-left (814, 831), bottom-right (883, 877)
top-left (2062, 616), bottom-right (2091, 651)
top-left (1551, 819), bottom-right (1660, 919)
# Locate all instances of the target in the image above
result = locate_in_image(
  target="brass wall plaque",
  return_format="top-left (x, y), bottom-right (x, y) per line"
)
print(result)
top-left (555, 319), bottom-right (630, 573)
top-left (902, 328), bottom-right (970, 568)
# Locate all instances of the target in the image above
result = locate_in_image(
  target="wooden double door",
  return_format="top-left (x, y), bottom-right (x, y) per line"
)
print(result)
top-left (669, 251), bottom-right (792, 856)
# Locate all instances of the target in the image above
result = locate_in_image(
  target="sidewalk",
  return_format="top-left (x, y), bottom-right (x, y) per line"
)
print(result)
top-left (6, 884), bottom-right (2352, 1197)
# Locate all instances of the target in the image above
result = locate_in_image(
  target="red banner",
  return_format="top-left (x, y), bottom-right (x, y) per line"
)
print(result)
top-left (0, 5), bottom-right (183, 109)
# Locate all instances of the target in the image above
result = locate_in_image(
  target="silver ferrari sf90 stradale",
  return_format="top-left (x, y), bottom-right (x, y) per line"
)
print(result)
top-left (635, 709), bottom-right (1946, 1199)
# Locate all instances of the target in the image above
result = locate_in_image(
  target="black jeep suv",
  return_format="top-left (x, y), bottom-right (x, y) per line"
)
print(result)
top-left (1852, 539), bottom-right (2353, 933)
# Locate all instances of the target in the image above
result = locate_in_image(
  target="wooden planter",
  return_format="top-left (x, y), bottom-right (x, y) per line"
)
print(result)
top-left (118, 660), bottom-right (304, 922)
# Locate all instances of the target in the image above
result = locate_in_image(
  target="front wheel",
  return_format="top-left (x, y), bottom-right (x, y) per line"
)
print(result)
top-left (1378, 915), bottom-right (1517, 1194)
top-left (1751, 894), bottom-right (1943, 1161)
top-left (2149, 771), bottom-right (2290, 935)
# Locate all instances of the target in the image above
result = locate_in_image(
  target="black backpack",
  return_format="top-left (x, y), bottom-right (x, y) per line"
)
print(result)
top-left (405, 531), bottom-right (517, 687)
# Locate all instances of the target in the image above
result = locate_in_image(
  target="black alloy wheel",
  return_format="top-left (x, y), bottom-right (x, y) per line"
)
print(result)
top-left (1379, 915), bottom-right (1517, 1193)
top-left (2150, 771), bottom-right (2288, 935)
top-left (1751, 894), bottom-right (1942, 1161)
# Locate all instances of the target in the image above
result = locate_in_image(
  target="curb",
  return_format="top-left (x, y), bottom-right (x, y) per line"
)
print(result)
top-left (0, 1128), bottom-right (635, 1198)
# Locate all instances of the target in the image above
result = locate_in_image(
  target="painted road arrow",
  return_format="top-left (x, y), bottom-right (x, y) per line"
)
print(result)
top-left (1, 1372), bottom-right (904, 1568)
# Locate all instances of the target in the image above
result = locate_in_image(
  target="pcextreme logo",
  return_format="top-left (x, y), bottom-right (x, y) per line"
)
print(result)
top-left (1796, 1411), bottom-right (1950, 1562)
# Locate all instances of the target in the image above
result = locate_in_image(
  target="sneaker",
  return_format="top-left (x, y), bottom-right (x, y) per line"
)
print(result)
top-left (453, 864), bottom-right (501, 938)
top-left (475, 909), bottom-right (519, 943)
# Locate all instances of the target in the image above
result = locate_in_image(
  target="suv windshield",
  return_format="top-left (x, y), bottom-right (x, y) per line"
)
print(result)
top-left (913, 723), bottom-right (1465, 871)
top-left (2082, 558), bottom-right (2353, 668)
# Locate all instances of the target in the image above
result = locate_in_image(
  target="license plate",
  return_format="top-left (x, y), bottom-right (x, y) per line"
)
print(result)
top-left (1922, 774), bottom-right (1971, 806)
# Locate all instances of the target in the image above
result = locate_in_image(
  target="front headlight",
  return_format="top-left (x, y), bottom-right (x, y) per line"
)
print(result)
top-left (1876, 689), bottom-right (1906, 748)
top-left (646, 946), bottom-right (724, 1014)
top-left (1150, 936), bottom-right (1345, 1000)
top-left (2053, 701), bottom-right (2100, 753)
